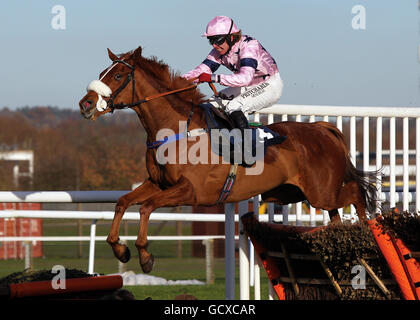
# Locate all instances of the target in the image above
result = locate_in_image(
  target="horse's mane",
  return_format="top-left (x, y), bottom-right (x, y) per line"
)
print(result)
top-left (122, 50), bottom-right (206, 106)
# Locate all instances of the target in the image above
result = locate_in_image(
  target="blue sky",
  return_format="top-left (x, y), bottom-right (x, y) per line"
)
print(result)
top-left (0, 0), bottom-right (419, 110)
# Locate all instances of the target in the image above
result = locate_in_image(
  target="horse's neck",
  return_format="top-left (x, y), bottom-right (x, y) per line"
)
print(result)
top-left (132, 78), bottom-right (205, 141)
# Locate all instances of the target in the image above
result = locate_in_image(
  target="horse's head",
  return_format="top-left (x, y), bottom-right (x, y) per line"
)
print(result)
top-left (79, 46), bottom-right (143, 120)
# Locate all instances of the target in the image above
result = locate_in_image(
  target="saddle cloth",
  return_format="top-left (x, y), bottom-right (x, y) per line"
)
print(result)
top-left (198, 103), bottom-right (286, 165)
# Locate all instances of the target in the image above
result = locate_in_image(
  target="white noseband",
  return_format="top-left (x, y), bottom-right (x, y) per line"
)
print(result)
top-left (87, 80), bottom-right (113, 112)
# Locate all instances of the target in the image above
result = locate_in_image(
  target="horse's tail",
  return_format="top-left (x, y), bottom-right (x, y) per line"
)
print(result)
top-left (317, 121), bottom-right (380, 215)
top-left (344, 161), bottom-right (380, 215)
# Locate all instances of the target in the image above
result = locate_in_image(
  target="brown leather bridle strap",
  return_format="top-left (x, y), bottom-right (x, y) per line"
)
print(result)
top-left (140, 83), bottom-right (198, 104)
top-left (139, 80), bottom-right (218, 105)
top-left (208, 82), bottom-right (219, 96)
top-left (111, 82), bottom-right (198, 110)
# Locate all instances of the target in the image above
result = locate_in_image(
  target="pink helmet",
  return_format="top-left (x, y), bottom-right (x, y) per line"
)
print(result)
top-left (202, 16), bottom-right (240, 37)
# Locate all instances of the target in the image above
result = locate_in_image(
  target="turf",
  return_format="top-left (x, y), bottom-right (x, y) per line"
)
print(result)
top-left (0, 219), bottom-right (271, 300)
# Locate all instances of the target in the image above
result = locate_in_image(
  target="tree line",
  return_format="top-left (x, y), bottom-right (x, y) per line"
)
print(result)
top-left (1, 106), bottom-right (414, 191)
top-left (0, 106), bottom-right (148, 191)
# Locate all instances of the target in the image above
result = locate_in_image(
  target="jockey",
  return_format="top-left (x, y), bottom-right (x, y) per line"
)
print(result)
top-left (182, 16), bottom-right (283, 135)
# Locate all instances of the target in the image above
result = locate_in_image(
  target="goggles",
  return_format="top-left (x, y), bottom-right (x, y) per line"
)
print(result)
top-left (208, 35), bottom-right (227, 46)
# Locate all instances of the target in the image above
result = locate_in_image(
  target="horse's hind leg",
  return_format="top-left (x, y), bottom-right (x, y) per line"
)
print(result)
top-left (333, 181), bottom-right (368, 223)
top-left (107, 179), bottom-right (161, 263)
top-left (328, 209), bottom-right (342, 224)
top-left (135, 177), bottom-right (195, 273)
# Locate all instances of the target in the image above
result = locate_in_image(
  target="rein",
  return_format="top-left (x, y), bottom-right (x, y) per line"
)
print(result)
top-left (107, 59), bottom-right (198, 111)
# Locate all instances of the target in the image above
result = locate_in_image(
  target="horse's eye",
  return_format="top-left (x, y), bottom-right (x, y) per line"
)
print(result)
top-left (114, 73), bottom-right (122, 80)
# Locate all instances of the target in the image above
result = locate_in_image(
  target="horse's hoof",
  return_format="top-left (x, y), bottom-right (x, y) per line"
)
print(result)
top-left (114, 245), bottom-right (130, 263)
top-left (140, 254), bottom-right (154, 274)
top-left (109, 239), bottom-right (131, 263)
top-left (119, 246), bottom-right (131, 263)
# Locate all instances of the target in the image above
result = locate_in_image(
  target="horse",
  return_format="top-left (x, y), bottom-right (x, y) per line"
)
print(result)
top-left (79, 46), bottom-right (378, 273)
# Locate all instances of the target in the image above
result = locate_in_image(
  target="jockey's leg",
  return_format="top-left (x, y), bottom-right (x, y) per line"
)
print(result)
top-left (224, 72), bottom-right (284, 115)
top-left (224, 73), bottom-right (284, 167)
top-left (230, 109), bottom-right (255, 167)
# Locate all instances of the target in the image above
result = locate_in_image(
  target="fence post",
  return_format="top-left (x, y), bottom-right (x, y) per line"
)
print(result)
top-left (296, 202), bottom-right (302, 226)
top-left (88, 219), bottom-right (97, 274)
top-left (202, 239), bottom-right (214, 285)
top-left (390, 117), bottom-right (396, 208)
top-left (238, 200), bottom-right (250, 300)
top-left (224, 203), bottom-right (235, 300)
top-left (376, 117), bottom-right (383, 213)
top-left (24, 240), bottom-right (32, 270)
top-left (350, 116), bottom-right (357, 220)
top-left (310, 207), bottom-right (316, 227)
top-left (283, 204), bottom-right (289, 225)
top-left (252, 196), bottom-right (261, 300)
top-left (403, 117), bottom-right (409, 212)
top-left (268, 203), bottom-right (275, 300)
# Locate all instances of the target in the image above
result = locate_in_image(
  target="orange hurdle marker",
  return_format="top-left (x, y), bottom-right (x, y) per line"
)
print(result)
top-left (390, 233), bottom-right (420, 300)
top-left (368, 218), bottom-right (418, 300)
top-left (247, 234), bottom-right (286, 300)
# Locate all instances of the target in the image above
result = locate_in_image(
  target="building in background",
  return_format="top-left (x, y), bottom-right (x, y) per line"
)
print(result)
top-left (0, 149), bottom-right (43, 260)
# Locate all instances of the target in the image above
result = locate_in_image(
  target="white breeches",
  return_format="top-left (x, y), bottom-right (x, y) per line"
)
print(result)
top-left (208, 72), bottom-right (283, 114)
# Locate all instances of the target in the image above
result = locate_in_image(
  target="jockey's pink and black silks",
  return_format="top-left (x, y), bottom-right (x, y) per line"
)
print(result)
top-left (183, 35), bottom-right (279, 88)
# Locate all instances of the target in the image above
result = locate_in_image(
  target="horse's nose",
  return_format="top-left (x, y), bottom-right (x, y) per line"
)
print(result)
top-left (79, 99), bottom-right (93, 111)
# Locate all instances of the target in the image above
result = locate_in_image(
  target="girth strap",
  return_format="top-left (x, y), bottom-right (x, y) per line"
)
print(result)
top-left (217, 164), bottom-right (238, 203)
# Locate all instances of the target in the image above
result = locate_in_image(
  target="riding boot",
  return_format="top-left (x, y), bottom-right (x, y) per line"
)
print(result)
top-left (230, 110), bottom-right (255, 167)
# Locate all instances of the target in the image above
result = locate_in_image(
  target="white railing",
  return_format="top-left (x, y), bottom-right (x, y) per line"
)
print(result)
top-left (255, 104), bottom-right (420, 214)
top-left (0, 205), bottom-right (241, 272)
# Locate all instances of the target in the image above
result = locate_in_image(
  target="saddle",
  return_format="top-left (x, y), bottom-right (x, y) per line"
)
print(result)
top-left (198, 103), bottom-right (287, 167)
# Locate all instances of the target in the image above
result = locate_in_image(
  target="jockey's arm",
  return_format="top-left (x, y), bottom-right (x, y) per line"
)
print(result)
top-left (182, 53), bottom-right (221, 81)
top-left (214, 64), bottom-right (256, 87)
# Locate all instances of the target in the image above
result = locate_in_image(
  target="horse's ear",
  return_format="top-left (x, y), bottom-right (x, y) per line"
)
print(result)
top-left (107, 48), bottom-right (118, 61)
top-left (133, 46), bottom-right (143, 62)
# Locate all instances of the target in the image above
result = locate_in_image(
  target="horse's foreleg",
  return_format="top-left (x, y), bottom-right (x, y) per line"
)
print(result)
top-left (135, 177), bottom-right (195, 273)
top-left (107, 179), bottom-right (161, 263)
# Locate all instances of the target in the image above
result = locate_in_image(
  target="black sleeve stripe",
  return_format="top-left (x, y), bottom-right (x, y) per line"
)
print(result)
top-left (240, 58), bottom-right (258, 70)
top-left (202, 59), bottom-right (220, 73)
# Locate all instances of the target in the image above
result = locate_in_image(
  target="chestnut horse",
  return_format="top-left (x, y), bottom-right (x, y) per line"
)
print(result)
top-left (79, 46), bottom-right (378, 273)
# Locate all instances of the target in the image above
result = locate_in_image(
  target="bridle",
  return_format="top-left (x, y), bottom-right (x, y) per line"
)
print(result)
top-left (104, 59), bottom-right (199, 112)
top-left (106, 59), bottom-right (137, 111)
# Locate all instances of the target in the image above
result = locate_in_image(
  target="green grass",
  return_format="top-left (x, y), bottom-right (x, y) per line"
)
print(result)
top-left (0, 219), bottom-right (272, 300)
top-left (0, 256), bottom-right (271, 300)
